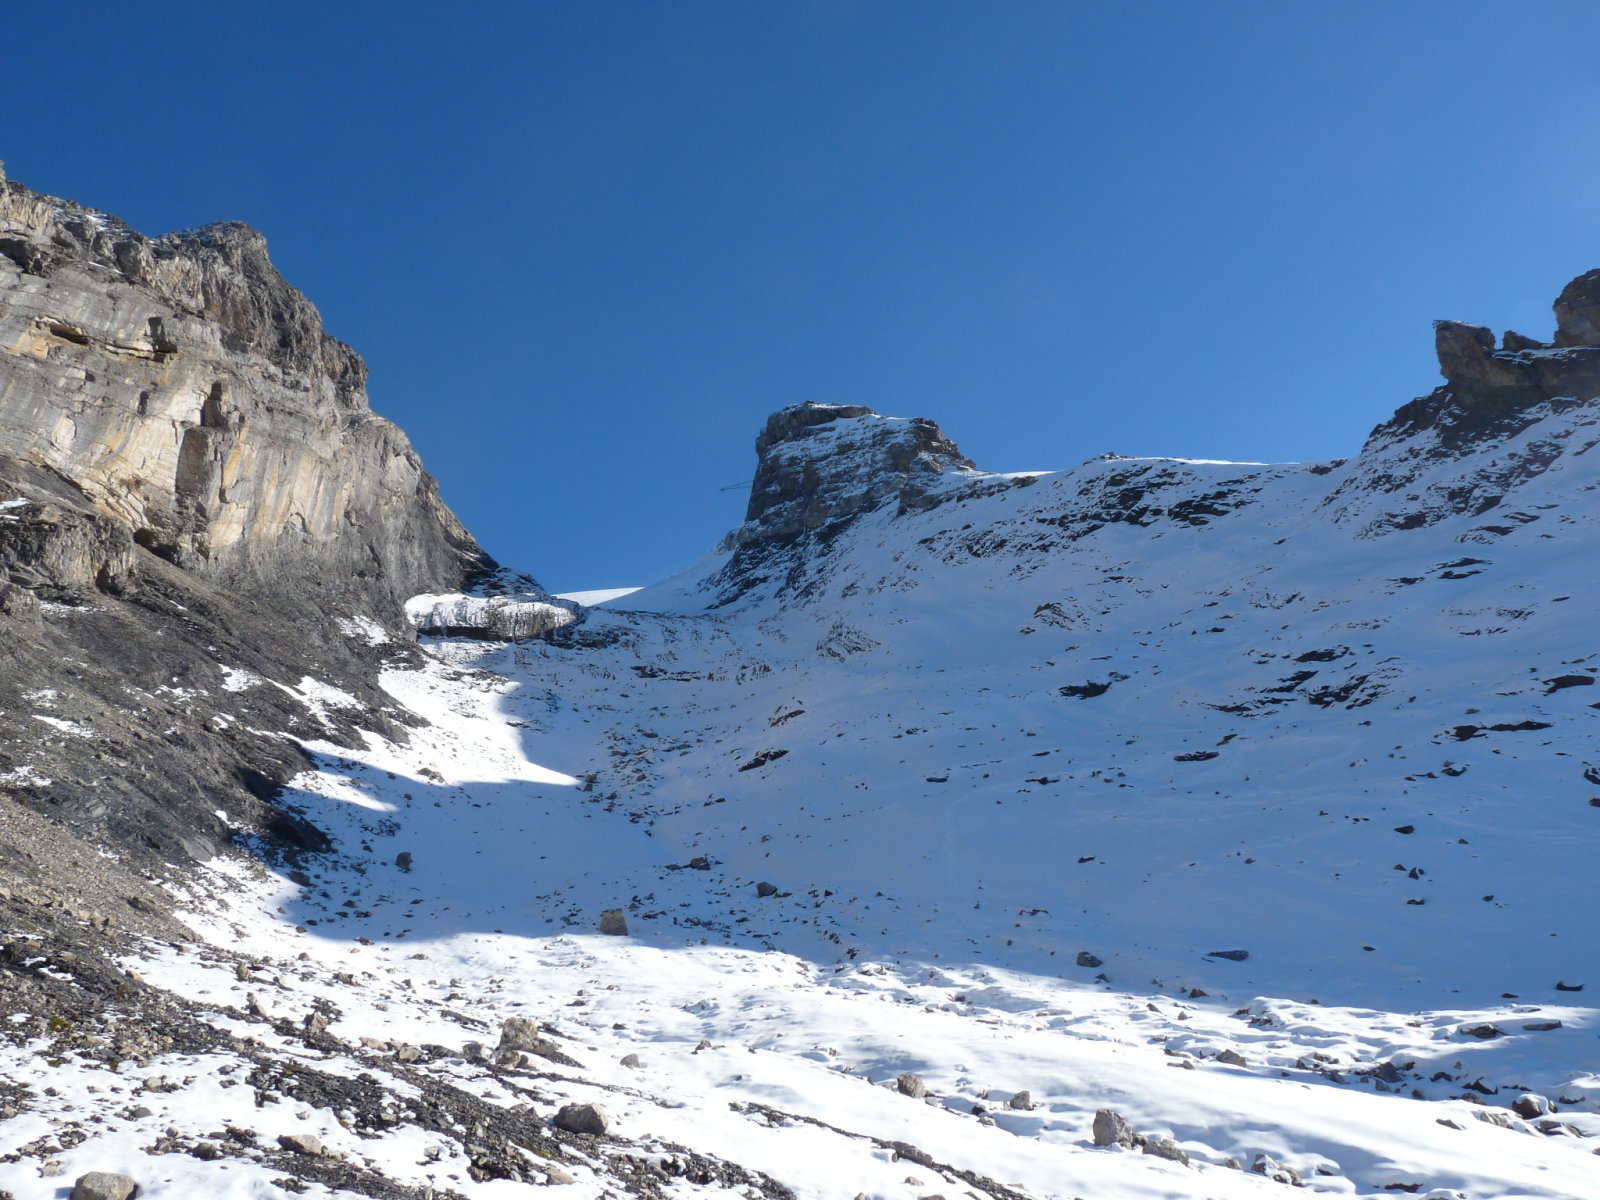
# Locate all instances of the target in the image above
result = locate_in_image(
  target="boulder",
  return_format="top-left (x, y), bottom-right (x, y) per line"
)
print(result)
top-left (896, 1073), bottom-right (929, 1098)
top-left (1007, 1089), bottom-right (1033, 1111)
top-left (552, 1102), bottom-right (609, 1136)
top-left (1092, 1108), bottom-right (1135, 1147)
top-left (1512, 1093), bottom-right (1551, 1119)
top-left (71, 1174), bottom-right (138, 1200)
top-left (598, 909), bottom-right (628, 935)
top-left (1075, 951), bottom-right (1103, 968)
top-left (277, 1132), bottom-right (326, 1156)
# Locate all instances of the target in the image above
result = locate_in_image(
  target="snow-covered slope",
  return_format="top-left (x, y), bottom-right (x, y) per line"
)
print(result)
top-left (6, 310), bottom-right (1600, 1199)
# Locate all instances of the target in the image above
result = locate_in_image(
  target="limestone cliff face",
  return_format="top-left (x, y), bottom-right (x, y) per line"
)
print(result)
top-left (0, 162), bottom-right (488, 615)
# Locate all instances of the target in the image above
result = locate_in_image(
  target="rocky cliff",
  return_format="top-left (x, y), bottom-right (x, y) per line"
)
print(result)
top-left (0, 167), bottom-right (518, 1001)
top-left (0, 161), bottom-right (486, 615)
top-left (698, 401), bottom-right (982, 606)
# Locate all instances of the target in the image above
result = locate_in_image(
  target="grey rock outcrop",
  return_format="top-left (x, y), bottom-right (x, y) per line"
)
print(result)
top-left (0, 164), bottom-right (490, 614)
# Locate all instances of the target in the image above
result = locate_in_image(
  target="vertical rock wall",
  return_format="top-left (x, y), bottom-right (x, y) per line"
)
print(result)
top-left (0, 162), bottom-right (492, 617)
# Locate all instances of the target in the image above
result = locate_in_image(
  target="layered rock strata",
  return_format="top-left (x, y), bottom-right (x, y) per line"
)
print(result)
top-left (0, 160), bottom-right (487, 615)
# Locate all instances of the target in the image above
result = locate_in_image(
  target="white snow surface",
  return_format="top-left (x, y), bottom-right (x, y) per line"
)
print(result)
top-left (5, 399), bottom-right (1600, 1199)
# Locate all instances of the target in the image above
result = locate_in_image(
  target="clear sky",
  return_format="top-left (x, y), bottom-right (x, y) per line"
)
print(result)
top-left (8, 1), bottom-right (1600, 592)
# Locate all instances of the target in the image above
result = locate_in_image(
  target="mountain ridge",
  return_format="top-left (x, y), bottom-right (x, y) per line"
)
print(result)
top-left (2, 168), bottom-right (1599, 1200)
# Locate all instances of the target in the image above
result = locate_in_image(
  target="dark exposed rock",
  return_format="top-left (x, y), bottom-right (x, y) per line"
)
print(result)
top-left (1553, 269), bottom-right (1600, 346)
top-left (699, 403), bottom-right (977, 607)
top-left (599, 908), bottom-right (629, 935)
top-left (1512, 1093), bottom-right (1552, 1119)
top-left (1207, 949), bottom-right (1250, 962)
top-left (1075, 951), bottom-right (1103, 968)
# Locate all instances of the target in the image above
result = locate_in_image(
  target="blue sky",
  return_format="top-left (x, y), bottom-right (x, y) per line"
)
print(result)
top-left (8, 1), bottom-right (1600, 592)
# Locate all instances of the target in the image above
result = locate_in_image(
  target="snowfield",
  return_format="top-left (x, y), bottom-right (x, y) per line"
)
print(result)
top-left (4, 401), bottom-right (1599, 1200)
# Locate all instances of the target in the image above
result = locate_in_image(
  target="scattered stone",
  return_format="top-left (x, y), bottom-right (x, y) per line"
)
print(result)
top-left (71, 1173), bottom-right (138, 1200)
top-left (599, 909), bottom-right (629, 936)
top-left (1075, 951), bottom-right (1102, 968)
top-left (1522, 1020), bottom-right (1562, 1032)
top-left (303, 1011), bottom-right (329, 1036)
top-left (1512, 1093), bottom-right (1552, 1119)
top-left (896, 1073), bottom-right (929, 1098)
top-left (277, 1132), bottom-right (326, 1156)
top-left (462, 1041), bottom-right (484, 1060)
top-left (552, 1102), bottom-right (609, 1136)
top-left (392, 1043), bottom-right (421, 1063)
top-left (1207, 949), bottom-right (1250, 961)
top-left (756, 881), bottom-right (778, 897)
top-left (1142, 1136), bottom-right (1190, 1165)
top-left (1007, 1090), bottom-right (1033, 1110)
top-left (394, 851), bottom-right (412, 872)
top-left (687, 856), bottom-right (712, 871)
top-left (620, 1053), bottom-right (642, 1068)
top-left (1555, 981), bottom-right (1585, 992)
top-left (1458, 1023), bottom-right (1500, 1039)
top-left (1092, 1108), bottom-right (1135, 1147)
top-left (1217, 1049), bottom-right (1248, 1067)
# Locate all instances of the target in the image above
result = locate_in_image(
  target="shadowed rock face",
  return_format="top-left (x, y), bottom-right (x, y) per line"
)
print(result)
top-left (700, 402), bottom-right (977, 606)
top-left (740, 402), bottom-right (974, 545)
top-left (0, 166), bottom-right (510, 993)
top-left (0, 162), bottom-right (488, 615)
